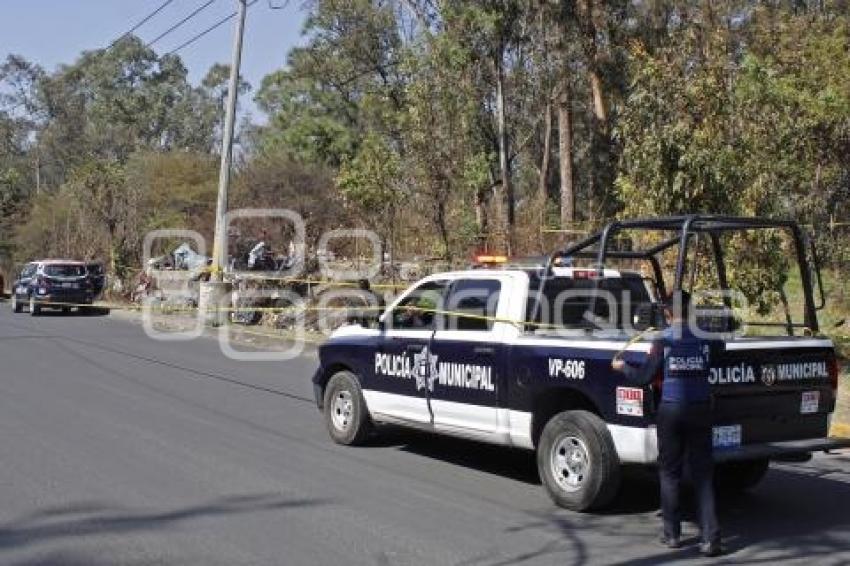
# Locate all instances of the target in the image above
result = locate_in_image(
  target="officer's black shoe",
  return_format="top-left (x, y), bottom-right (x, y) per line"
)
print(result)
top-left (699, 541), bottom-right (722, 557)
top-left (659, 535), bottom-right (681, 549)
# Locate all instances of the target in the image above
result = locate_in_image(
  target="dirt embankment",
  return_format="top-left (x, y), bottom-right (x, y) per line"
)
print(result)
top-left (834, 371), bottom-right (850, 437)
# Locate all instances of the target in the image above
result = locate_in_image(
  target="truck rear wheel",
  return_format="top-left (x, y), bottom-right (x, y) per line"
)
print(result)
top-left (323, 370), bottom-right (372, 446)
top-left (537, 410), bottom-right (620, 512)
top-left (11, 294), bottom-right (22, 313)
top-left (715, 458), bottom-right (769, 493)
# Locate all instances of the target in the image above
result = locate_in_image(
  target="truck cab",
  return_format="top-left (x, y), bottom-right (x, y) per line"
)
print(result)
top-left (312, 216), bottom-right (849, 511)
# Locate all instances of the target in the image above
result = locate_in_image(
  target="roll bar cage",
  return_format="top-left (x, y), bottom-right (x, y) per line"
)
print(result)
top-left (530, 215), bottom-right (822, 332)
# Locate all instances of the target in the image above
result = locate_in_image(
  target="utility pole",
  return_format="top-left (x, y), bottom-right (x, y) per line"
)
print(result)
top-left (212, 0), bottom-right (247, 279)
top-left (203, 0), bottom-right (247, 325)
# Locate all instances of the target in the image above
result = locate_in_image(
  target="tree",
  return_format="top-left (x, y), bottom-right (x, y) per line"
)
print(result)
top-left (235, 152), bottom-right (339, 252)
top-left (65, 160), bottom-right (136, 275)
top-left (34, 36), bottom-right (220, 184)
top-left (200, 63), bottom-right (252, 150)
top-left (336, 134), bottom-right (404, 262)
top-left (254, 0), bottom-right (408, 167)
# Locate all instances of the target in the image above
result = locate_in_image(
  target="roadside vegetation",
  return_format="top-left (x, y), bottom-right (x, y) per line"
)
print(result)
top-left (1, 2), bottom-right (850, 332)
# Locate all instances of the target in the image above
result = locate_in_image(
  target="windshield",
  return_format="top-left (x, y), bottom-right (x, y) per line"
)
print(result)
top-left (44, 264), bottom-right (86, 277)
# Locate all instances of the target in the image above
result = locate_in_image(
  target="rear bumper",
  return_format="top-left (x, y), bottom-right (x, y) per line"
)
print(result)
top-left (713, 436), bottom-right (850, 462)
top-left (33, 293), bottom-right (93, 306)
top-left (612, 424), bottom-right (850, 464)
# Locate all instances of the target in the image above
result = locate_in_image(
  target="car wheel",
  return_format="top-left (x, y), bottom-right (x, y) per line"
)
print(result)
top-left (715, 458), bottom-right (769, 493)
top-left (323, 370), bottom-right (373, 446)
top-left (11, 294), bottom-right (23, 313)
top-left (29, 295), bottom-right (41, 316)
top-left (537, 410), bottom-right (621, 512)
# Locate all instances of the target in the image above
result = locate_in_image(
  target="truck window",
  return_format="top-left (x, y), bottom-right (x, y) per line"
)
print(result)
top-left (444, 279), bottom-right (501, 332)
top-left (527, 275), bottom-right (652, 329)
top-left (388, 280), bottom-right (448, 331)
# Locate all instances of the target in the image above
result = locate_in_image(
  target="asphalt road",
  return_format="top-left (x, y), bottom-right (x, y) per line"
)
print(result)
top-left (1, 306), bottom-right (849, 566)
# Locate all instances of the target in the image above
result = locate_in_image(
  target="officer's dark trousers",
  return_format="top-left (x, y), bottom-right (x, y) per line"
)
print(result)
top-left (657, 401), bottom-right (720, 544)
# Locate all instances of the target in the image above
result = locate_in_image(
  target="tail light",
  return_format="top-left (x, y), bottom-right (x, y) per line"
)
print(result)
top-left (573, 269), bottom-right (597, 279)
top-left (827, 357), bottom-right (839, 390)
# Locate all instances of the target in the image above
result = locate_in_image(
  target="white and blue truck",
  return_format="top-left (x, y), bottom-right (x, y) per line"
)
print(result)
top-left (312, 216), bottom-right (850, 511)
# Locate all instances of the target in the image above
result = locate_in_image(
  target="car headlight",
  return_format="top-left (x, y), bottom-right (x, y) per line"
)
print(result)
top-left (37, 288), bottom-right (47, 295)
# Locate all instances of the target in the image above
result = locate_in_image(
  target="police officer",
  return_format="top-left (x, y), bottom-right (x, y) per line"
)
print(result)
top-left (613, 290), bottom-right (721, 557)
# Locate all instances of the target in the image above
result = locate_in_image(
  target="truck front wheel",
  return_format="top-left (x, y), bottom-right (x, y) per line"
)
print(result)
top-left (323, 370), bottom-right (373, 446)
top-left (537, 410), bottom-right (621, 512)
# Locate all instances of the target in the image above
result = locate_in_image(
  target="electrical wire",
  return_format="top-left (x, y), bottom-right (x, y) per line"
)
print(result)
top-left (108, 0), bottom-right (179, 49)
top-left (147, 0), bottom-right (219, 48)
top-left (167, 0), bottom-right (259, 55)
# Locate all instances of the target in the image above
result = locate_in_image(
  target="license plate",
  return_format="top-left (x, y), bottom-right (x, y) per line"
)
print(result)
top-left (801, 391), bottom-right (820, 414)
top-left (713, 425), bottom-right (742, 449)
top-left (61, 282), bottom-right (77, 289)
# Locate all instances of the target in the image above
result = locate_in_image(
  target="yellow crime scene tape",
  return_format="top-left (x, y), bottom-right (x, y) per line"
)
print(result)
top-left (200, 267), bottom-right (410, 290)
top-left (25, 296), bottom-right (607, 333)
top-left (231, 274), bottom-right (409, 290)
top-left (611, 327), bottom-right (659, 366)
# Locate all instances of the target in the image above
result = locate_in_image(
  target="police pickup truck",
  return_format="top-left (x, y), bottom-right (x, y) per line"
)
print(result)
top-left (311, 216), bottom-right (849, 511)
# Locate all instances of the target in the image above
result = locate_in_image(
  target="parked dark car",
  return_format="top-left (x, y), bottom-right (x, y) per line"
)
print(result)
top-left (10, 260), bottom-right (96, 315)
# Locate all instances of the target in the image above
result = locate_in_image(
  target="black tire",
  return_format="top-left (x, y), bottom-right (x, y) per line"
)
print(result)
top-left (322, 370), bottom-right (373, 446)
top-left (537, 410), bottom-right (621, 512)
top-left (29, 296), bottom-right (41, 316)
top-left (11, 294), bottom-right (23, 313)
top-left (714, 458), bottom-right (769, 493)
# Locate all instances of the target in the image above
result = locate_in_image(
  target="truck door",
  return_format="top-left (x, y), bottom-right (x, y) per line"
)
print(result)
top-left (371, 279), bottom-right (449, 425)
top-left (429, 278), bottom-right (504, 439)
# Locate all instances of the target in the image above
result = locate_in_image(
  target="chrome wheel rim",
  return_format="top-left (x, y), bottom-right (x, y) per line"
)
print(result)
top-left (331, 389), bottom-right (354, 431)
top-left (551, 435), bottom-right (590, 492)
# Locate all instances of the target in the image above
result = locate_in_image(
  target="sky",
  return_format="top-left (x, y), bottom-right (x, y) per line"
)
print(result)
top-left (0, 0), bottom-right (308, 120)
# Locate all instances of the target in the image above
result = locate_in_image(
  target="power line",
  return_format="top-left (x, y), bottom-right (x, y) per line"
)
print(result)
top-left (108, 0), bottom-right (179, 49)
top-left (167, 0), bottom-right (259, 55)
top-left (147, 0), bottom-right (219, 48)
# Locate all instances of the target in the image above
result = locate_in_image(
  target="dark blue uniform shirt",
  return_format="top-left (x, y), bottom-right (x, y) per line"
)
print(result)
top-left (623, 324), bottom-right (711, 404)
